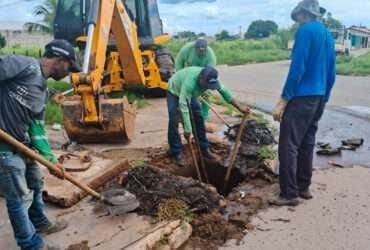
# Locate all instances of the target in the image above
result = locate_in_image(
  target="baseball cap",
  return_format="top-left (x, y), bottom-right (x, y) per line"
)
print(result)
top-left (202, 66), bottom-right (220, 90)
top-left (195, 39), bottom-right (208, 50)
top-left (45, 39), bottom-right (81, 72)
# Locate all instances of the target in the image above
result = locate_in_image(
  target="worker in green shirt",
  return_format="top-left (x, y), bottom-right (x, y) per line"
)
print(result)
top-left (167, 66), bottom-right (249, 166)
top-left (175, 38), bottom-right (217, 121)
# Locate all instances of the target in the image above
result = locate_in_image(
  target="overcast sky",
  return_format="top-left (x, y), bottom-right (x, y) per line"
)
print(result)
top-left (0, 0), bottom-right (369, 34)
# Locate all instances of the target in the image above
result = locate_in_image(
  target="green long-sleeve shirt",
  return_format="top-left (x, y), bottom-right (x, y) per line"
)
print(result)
top-left (29, 119), bottom-right (58, 164)
top-left (168, 67), bottom-right (233, 133)
top-left (175, 41), bottom-right (217, 71)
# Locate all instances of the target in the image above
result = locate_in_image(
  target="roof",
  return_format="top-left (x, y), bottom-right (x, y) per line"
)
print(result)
top-left (348, 26), bottom-right (370, 36)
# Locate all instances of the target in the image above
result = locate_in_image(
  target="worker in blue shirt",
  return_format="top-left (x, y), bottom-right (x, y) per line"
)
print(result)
top-left (270, 0), bottom-right (336, 206)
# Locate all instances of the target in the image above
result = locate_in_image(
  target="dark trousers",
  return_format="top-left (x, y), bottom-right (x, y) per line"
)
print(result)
top-left (167, 91), bottom-right (209, 156)
top-left (279, 96), bottom-right (326, 199)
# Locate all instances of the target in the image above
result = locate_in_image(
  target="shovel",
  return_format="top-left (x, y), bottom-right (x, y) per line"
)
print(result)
top-left (187, 137), bottom-right (203, 182)
top-left (223, 113), bottom-right (248, 192)
top-left (199, 96), bottom-right (232, 129)
top-left (187, 101), bottom-right (209, 183)
top-left (0, 128), bottom-right (135, 209)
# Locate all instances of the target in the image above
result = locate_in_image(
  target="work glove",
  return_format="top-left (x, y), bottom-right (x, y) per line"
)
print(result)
top-left (272, 98), bottom-right (288, 122)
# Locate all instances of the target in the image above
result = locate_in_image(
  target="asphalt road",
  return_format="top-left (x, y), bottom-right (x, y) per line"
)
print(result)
top-left (218, 61), bottom-right (370, 108)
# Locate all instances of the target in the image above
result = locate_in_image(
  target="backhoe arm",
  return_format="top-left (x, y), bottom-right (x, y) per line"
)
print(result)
top-left (71, 0), bottom-right (145, 124)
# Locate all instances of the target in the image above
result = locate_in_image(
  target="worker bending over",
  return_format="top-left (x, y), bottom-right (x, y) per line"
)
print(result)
top-left (167, 66), bottom-right (249, 166)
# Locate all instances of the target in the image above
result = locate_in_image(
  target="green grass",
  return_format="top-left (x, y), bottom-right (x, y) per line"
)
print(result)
top-left (45, 80), bottom-right (71, 125)
top-left (212, 96), bottom-right (240, 116)
top-left (336, 52), bottom-right (370, 76)
top-left (256, 146), bottom-right (277, 161)
top-left (0, 47), bottom-right (43, 58)
top-left (250, 113), bottom-right (270, 125)
top-left (163, 36), bottom-right (291, 66)
top-left (45, 101), bottom-right (63, 125)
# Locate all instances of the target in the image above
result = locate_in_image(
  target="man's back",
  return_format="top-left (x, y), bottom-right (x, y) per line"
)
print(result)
top-left (282, 20), bottom-right (336, 102)
top-left (0, 55), bottom-right (47, 143)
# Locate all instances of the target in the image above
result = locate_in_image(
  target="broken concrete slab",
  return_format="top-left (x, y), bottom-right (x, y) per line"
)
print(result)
top-left (43, 199), bottom-right (160, 250)
top-left (122, 220), bottom-right (192, 250)
top-left (43, 155), bottom-right (129, 207)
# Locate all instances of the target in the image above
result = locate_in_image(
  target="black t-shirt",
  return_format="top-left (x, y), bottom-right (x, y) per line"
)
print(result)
top-left (0, 55), bottom-right (47, 144)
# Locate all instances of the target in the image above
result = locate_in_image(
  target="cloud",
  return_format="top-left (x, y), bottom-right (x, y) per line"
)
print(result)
top-left (0, 0), bottom-right (369, 35)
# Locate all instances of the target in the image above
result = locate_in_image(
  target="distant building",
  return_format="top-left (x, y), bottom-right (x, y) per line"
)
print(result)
top-left (0, 21), bottom-right (52, 47)
top-left (347, 26), bottom-right (370, 49)
top-left (289, 25), bottom-right (370, 55)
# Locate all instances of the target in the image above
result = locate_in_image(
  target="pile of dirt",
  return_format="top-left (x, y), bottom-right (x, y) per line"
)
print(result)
top-left (190, 212), bottom-right (244, 249)
top-left (115, 119), bottom-right (278, 249)
top-left (65, 241), bottom-right (90, 250)
top-left (121, 166), bottom-right (222, 216)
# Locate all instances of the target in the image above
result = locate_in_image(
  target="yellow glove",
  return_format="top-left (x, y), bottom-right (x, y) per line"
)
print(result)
top-left (273, 98), bottom-right (288, 122)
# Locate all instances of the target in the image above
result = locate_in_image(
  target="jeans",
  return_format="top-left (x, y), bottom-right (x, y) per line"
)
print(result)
top-left (0, 151), bottom-right (49, 250)
top-left (278, 96), bottom-right (326, 199)
top-left (167, 91), bottom-right (209, 156)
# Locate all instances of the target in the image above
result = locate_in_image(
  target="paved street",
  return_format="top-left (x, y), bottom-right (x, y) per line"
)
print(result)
top-left (218, 61), bottom-right (370, 108)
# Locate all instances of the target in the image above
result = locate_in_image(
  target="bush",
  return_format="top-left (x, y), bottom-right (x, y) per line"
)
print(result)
top-left (336, 52), bottom-right (370, 76)
top-left (0, 33), bottom-right (6, 48)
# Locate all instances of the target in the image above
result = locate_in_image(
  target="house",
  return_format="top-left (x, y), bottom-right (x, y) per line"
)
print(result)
top-left (347, 26), bottom-right (370, 49)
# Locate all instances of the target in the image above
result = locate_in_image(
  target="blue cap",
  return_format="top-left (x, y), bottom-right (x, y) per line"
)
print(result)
top-left (202, 66), bottom-right (220, 90)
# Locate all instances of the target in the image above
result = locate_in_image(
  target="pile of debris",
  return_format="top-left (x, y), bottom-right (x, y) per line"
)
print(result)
top-left (190, 212), bottom-right (244, 249)
top-left (116, 119), bottom-right (279, 249)
top-left (225, 120), bottom-right (277, 182)
top-left (121, 166), bottom-right (223, 216)
top-left (317, 138), bottom-right (364, 156)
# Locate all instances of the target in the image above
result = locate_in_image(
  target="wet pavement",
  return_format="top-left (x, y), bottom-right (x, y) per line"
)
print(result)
top-left (246, 102), bottom-right (370, 169)
top-left (314, 106), bottom-right (370, 168)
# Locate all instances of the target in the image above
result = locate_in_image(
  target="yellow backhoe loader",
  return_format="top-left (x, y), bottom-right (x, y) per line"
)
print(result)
top-left (53, 0), bottom-right (175, 143)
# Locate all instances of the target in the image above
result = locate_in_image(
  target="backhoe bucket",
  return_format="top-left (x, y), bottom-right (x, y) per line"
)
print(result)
top-left (62, 97), bottom-right (136, 143)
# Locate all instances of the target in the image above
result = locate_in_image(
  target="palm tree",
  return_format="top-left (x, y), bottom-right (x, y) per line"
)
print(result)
top-left (24, 0), bottom-right (58, 33)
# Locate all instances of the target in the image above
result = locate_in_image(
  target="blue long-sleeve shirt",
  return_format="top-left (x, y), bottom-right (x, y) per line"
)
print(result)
top-left (282, 21), bottom-right (336, 102)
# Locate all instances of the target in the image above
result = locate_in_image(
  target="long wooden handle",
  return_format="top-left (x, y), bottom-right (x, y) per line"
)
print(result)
top-left (199, 96), bottom-right (231, 128)
top-left (0, 129), bottom-right (102, 200)
top-left (223, 113), bottom-right (249, 191)
top-left (187, 138), bottom-right (203, 182)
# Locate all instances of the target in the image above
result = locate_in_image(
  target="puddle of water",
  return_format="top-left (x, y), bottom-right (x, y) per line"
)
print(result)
top-left (315, 108), bottom-right (370, 168)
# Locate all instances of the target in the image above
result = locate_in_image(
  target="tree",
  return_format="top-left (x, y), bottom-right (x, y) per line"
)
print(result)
top-left (245, 20), bottom-right (278, 39)
top-left (176, 31), bottom-right (197, 40)
top-left (197, 32), bottom-right (207, 38)
top-left (24, 0), bottom-right (58, 33)
top-left (0, 33), bottom-right (6, 48)
top-left (215, 30), bottom-right (232, 41)
top-left (323, 12), bottom-right (343, 29)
